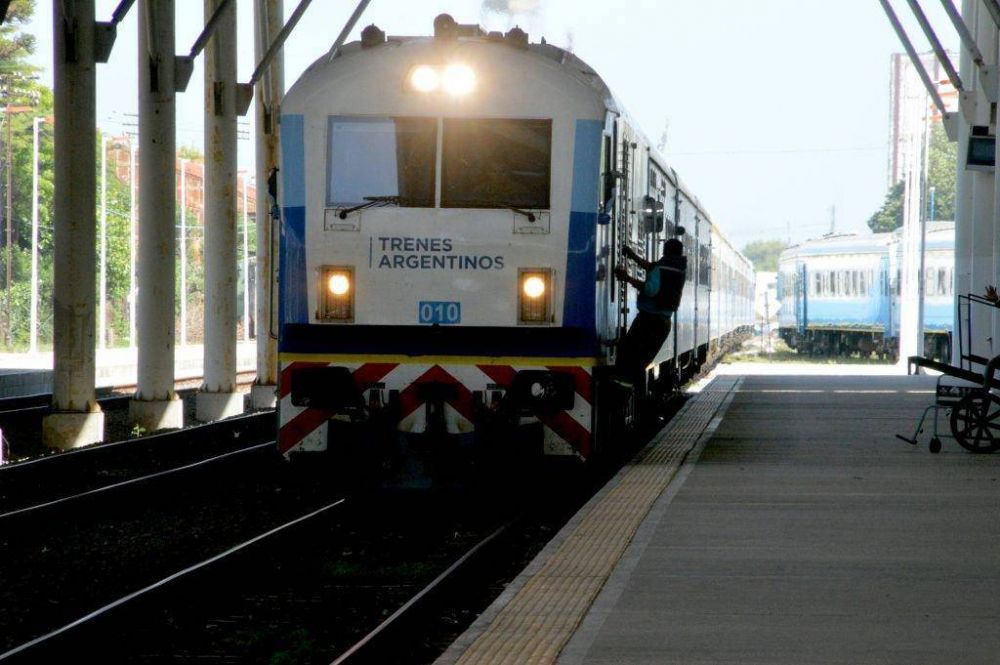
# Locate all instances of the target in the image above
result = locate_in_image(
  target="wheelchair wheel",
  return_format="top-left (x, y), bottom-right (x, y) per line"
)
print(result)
top-left (949, 392), bottom-right (1000, 453)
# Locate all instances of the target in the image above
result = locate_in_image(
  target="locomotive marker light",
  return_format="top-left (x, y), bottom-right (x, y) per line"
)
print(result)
top-left (519, 269), bottom-right (553, 323)
top-left (319, 266), bottom-right (354, 322)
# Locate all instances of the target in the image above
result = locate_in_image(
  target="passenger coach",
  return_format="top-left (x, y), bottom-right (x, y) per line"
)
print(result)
top-left (276, 15), bottom-right (754, 467)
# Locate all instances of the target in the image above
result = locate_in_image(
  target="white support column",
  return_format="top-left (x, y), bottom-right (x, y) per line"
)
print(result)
top-left (955, 0), bottom-right (975, 364)
top-left (43, 0), bottom-right (105, 448)
top-left (130, 0), bottom-right (183, 432)
top-left (251, 0), bottom-right (282, 409)
top-left (197, 0), bottom-right (244, 422)
top-left (971, 3), bottom-right (997, 358)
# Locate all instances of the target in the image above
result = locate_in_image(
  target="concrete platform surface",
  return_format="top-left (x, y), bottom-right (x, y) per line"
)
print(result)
top-left (560, 374), bottom-right (1000, 664)
top-left (0, 342), bottom-right (257, 397)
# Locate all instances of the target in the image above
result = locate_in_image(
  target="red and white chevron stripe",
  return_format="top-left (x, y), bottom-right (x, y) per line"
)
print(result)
top-left (278, 361), bottom-right (593, 458)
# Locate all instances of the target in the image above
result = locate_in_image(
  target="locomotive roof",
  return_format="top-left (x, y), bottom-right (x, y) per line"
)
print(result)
top-left (289, 19), bottom-right (728, 243)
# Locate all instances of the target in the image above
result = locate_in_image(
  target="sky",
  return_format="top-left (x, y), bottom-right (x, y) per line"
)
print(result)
top-left (22, 0), bottom-right (961, 249)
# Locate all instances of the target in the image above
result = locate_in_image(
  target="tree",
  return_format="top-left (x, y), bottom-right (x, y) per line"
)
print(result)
top-left (866, 181), bottom-right (904, 233)
top-left (867, 121), bottom-right (956, 233)
top-left (926, 122), bottom-right (956, 221)
top-left (741, 240), bottom-right (787, 272)
top-left (0, 0), bottom-right (53, 350)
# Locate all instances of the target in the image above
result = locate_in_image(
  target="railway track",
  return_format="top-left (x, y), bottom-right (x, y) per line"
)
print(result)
top-left (0, 395), bottom-right (688, 663)
top-left (0, 411), bottom-right (275, 513)
top-left (0, 370), bottom-right (261, 463)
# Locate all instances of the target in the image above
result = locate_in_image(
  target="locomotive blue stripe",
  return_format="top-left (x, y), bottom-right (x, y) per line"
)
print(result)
top-left (280, 114), bottom-right (308, 329)
top-left (563, 119), bottom-right (602, 336)
top-left (281, 114), bottom-right (305, 207)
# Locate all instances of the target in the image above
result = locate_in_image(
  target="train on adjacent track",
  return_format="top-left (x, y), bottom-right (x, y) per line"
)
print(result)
top-left (275, 15), bottom-right (755, 469)
top-left (776, 221), bottom-right (954, 360)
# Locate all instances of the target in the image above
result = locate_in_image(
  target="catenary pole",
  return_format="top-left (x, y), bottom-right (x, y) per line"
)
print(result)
top-left (180, 158), bottom-right (187, 346)
top-left (29, 117), bottom-right (42, 354)
top-left (99, 133), bottom-right (107, 349)
top-left (128, 140), bottom-right (137, 347)
top-left (242, 172), bottom-right (249, 341)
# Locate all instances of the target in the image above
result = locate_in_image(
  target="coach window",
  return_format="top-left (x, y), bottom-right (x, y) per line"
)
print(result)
top-left (441, 119), bottom-right (552, 210)
top-left (327, 116), bottom-right (437, 208)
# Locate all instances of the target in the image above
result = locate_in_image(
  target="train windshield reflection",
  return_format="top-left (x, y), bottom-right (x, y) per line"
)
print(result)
top-left (326, 116), bottom-right (437, 208)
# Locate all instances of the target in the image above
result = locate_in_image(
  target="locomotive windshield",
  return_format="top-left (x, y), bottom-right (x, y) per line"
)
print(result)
top-left (327, 116), bottom-right (436, 208)
top-left (441, 119), bottom-right (551, 210)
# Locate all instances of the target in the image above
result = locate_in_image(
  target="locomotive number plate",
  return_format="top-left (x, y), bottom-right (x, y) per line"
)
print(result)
top-left (418, 301), bottom-right (461, 325)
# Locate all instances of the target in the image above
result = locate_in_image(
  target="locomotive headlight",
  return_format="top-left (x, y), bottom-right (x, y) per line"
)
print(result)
top-left (409, 65), bottom-right (440, 93)
top-left (442, 64), bottom-right (476, 96)
top-left (523, 275), bottom-right (546, 299)
top-left (519, 269), bottom-right (553, 324)
top-left (328, 273), bottom-right (351, 296)
top-left (318, 266), bottom-right (354, 322)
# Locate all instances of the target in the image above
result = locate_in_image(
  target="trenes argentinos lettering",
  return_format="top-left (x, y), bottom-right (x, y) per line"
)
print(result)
top-left (374, 236), bottom-right (504, 270)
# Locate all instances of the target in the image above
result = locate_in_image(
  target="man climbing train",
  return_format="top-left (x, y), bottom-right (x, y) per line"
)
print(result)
top-left (614, 238), bottom-right (687, 385)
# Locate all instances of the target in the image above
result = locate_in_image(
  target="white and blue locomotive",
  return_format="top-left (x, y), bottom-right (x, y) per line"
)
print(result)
top-left (276, 15), bottom-right (755, 462)
top-left (777, 222), bottom-right (954, 359)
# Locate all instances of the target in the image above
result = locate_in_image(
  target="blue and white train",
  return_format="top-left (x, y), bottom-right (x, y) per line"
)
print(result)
top-left (275, 15), bottom-right (755, 465)
top-left (777, 222), bottom-right (954, 359)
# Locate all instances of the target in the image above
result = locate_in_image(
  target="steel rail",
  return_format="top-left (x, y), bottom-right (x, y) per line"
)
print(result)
top-left (0, 410), bottom-right (271, 471)
top-left (0, 441), bottom-right (274, 521)
top-left (329, 521), bottom-right (511, 665)
top-left (0, 497), bottom-right (348, 662)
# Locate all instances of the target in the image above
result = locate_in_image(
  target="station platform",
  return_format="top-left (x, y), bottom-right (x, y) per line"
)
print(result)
top-left (439, 370), bottom-right (1000, 664)
top-left (0, 342), bottom-right (258, 397)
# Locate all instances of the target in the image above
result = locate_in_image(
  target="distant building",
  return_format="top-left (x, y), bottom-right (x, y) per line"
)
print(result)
top-left (888, 51), bottom-right (958, 187)
top-left (106, 136), bottom-right (257, 222)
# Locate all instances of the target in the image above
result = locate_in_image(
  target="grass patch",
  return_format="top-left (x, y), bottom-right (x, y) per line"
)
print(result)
top-left (724, 337), bottom-right (895, 365)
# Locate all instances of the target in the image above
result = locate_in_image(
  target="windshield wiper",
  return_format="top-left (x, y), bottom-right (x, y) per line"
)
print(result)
top-left (450, 200), bottom-right (539, 222)
top-left (338, 195), bottom-right (401, 219)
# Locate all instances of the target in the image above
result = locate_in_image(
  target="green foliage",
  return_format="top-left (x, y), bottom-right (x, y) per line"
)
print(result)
top-left (867, 122), bottom-right (956, 233)
top-left (866, 181), bottom-right (904, 233)
top-left (0, 1), bottom-right (37, 79)
top-left (741, 240), bottom-right (787, 272)
top-left (926, 122), bottom-right (956, 221)
top-left (177, 144), bottom-right (203, 161)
